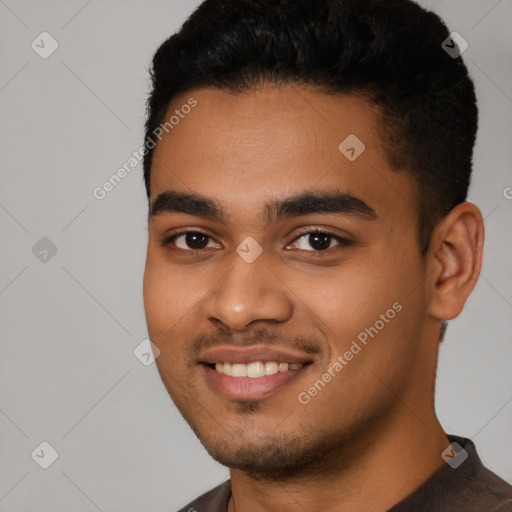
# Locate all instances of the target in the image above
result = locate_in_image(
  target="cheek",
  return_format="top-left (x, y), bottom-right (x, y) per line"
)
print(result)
top-left (143, 249), bottom-right (211, 358)
top-left (287, 258), bottom-right (397, 334)
top-left (143, 259), bottom-right (166, 329)
top-left (291, 247), bottom-right (424, 364)
top-left (143, 257), bottom-right (192, 386)
top-left (143, 251), bottom-right (185, 333)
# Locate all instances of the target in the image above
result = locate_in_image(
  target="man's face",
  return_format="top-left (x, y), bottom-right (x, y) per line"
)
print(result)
top-left (143, 85), bottom-right (433, 478)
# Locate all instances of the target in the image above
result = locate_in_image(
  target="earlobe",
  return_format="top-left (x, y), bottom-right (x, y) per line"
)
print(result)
top-left (428, 202), bottom-right (484, 321)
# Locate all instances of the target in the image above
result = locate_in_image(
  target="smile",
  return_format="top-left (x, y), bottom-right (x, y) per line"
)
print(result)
top-left (198, 345), bottom-right (314, 400)
top-left (213, 361), bottom-right (303, 377)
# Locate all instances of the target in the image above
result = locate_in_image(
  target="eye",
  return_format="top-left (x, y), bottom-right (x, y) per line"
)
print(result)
top-left (161, 231), bottom-right (220, 252)
top-left (161, 228), bottom-right (352, 254)
top-left (288, 229), bottom-right (351, 252)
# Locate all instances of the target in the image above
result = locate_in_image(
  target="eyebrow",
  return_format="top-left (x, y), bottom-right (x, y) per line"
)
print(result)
top-left (150, 190), bottom-right (378, 222)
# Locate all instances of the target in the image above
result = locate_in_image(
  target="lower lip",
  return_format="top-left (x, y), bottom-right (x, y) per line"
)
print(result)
top-left (201, 364), bottom-right (308, 401)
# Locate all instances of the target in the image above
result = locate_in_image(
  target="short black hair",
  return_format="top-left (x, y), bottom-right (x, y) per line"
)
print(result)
top-left (143, 0), bottom-right (478, 255)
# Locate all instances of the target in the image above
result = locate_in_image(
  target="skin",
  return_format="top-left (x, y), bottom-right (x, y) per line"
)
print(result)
top-left (143, 84), bottom-right (484, 512)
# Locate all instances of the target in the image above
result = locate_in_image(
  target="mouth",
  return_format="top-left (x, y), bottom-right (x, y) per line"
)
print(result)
top-left (208, 360), bottom-right (304, 377)
top-left (199, 346), bottom-right (314, 401)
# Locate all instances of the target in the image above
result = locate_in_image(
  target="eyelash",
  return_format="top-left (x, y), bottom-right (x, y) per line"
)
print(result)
top-left (160, 229), bottom-right (352, 254)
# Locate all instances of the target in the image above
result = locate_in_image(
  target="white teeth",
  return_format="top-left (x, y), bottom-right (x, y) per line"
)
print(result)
top-left (278, 362), bottom-right (289, 372)
top-left (265, 362), bottom-right (279, 375)
top-left (247, 361), bottom-right (265, 378)
top-left (231, 363), bottom-right (247, 377)
top-left (213, 361), bottom-right (303, 377)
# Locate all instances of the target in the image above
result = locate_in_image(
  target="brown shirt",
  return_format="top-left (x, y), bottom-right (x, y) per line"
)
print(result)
top-left (178, 435), bottom-right (512, 512)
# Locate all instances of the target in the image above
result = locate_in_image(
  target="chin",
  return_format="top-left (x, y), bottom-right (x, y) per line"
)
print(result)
top-left (192, 422), bottom-right (353, 482)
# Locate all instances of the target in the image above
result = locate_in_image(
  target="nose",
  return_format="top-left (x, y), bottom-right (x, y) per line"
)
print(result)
top-left (202, 251), bottom-right (294, 332)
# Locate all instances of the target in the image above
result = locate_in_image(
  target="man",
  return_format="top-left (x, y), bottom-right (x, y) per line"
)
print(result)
top-left (141, 0), bottom-right (512, 510)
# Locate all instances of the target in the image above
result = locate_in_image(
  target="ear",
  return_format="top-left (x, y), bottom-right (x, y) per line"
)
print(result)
top-left (426, 202), bottom-right (484, 321)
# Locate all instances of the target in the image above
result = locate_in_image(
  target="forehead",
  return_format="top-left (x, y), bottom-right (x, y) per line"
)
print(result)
top-left (150, 84), bottom-right (416, 225)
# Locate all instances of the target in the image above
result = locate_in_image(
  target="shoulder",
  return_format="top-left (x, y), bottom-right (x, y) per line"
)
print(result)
top-left (451, 436), bottom-right (512, 510)
top-left (177, 480), bottom-right (232, 512)
top-left (467, 463), bottom-right (512, 511)
top-left (389, 435), bottom-right (512, 512)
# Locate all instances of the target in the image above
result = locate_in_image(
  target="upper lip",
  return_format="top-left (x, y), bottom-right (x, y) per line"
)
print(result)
top-left (198, 345), bottom-right (314, 365)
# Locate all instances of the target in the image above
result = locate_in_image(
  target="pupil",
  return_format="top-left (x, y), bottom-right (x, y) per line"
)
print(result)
top-left (186, 233), bottom-right (208, 249)
top-left (310, 233), bottom-right (331, 250)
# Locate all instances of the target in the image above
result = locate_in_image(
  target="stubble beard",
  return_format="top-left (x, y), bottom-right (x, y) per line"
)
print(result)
top-left (186, 400), bottom-right (362, 482)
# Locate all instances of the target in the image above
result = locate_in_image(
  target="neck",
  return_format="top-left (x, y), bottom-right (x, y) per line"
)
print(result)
top-left (227, 409), bottom-right (449, 512)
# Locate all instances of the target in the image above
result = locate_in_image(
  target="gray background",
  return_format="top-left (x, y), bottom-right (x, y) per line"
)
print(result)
top-left (1, 0), bottom-right (511, 510)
